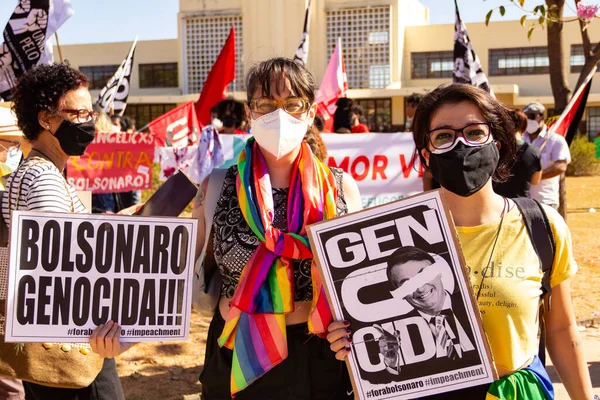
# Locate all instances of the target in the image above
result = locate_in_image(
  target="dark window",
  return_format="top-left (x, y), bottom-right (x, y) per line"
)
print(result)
top-left (411, 51), bottom-right (454, 79)
top-left (123, 103), bottom-right (177, 130)
top-left (489, 47), bottom-right (549, 76)
top-left (587, 107), bottom-right (600, 140)
top-left (79, 65), bottom-right (119, 90)
top-left (570, 45), bottom-right (600, 73)
top-left (355, 98), bottom-right (393, 132)
top-left (139, 63), bottom-right (178, 88)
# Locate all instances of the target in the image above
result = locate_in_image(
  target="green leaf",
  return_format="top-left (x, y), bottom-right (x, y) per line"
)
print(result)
top-left (485, 9), bottom-right (493, 26)
top-left (539, 16), bottom-right (545, 26)
top-left (499, 5), bottom-right (506, 16)
top-left (528, 26), bottom-right (535, 40)
top-left (520, 15), bottom-right (527, 26)
top-left (540, 5), bottom-right (546, 16)
top-left (533, 5), bottom-right (540, 14)
top-left (547, 18), bottom-right (554, 28)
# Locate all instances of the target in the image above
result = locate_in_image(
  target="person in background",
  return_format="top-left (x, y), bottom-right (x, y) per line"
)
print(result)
top-left (522, 102), bottom-right (571, 210)
top-left (3, 62), bottom-right (131, 400)
top-left (404, 93), bottom-right (423, 132)
top-left (91, 106), bottom-right (119, 214)
top-left (109, 114), bottom-right (121, 132)
top-left (194, 57), bottom-right (362, 399)
top-left (118, 116), bottom-right (141, 209)
top-left (494, 109), bottom-right (542, 198)
top-left (214, 98), bottom-right (247, 134)
top-left (305, 114), bottom-right (328, 162)
top-left (333, 97), bottom-right (353, 133)
top-left (350, 104), bottom-right (369, 133)
top-left (0, 138), bottom-right (22, 183)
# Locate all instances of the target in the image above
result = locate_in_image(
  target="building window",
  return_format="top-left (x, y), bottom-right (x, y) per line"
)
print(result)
top-left (326, 6), bottom-right (391, 89)
top-left (183, 14), bottom-right (243, 94)
top-left (139, 63), bottom-right (178, 88)
top-left (571, 45), bottom-right (600, 73)
top-left (80, 65), bottom-right (119, 90)
top-left (355, 98), bottom-right (392, 132)
top-left (587, 107), bottom-right (600, 139)
top-left (124, 103), bottom-right (177, 131)
top-left (489, 47), bottom-right (549, 76)
top-left (411, 51), bottom-right (454, 79)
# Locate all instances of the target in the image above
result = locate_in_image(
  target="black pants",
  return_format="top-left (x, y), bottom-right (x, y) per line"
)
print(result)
top-left (199, 311), bottom-right (353, 400)
top-left (23, 358), bottom-right (124, 400)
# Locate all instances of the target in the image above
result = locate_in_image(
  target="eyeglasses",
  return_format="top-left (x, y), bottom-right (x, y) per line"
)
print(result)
top-left (60, 109), bottom-right (100, 124)
top-left (248, 97), bottom-right (311, 115)
top-left (428, 122), bottom-right (492, 152)
top-left (0, 138), bottom-right (19, 152)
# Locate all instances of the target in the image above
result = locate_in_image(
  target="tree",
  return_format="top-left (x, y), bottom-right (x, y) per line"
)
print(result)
top-left (486, 0), bottom-right (599, 218)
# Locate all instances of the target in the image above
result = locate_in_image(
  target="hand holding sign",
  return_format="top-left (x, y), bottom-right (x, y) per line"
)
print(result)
top-left (89, 320), bottom-right (136, 358)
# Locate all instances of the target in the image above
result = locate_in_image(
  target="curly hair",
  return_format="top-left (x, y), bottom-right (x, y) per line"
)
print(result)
top-left (412, 83), bottom-right (517, 182)
top-left (12, 63), bottom-right (89, 141)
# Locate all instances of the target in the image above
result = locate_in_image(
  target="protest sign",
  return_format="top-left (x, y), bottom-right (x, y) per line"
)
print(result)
top-left (3, 211), bottom-right (197, 343)
top-left (66, 132), bottom-right (154, 194)
top-left (173, 133), bottom-right (423, 208)
top-left (307, 191), bottom-right (495, 399)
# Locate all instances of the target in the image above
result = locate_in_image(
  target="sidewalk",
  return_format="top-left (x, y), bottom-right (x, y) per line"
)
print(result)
top-left (547, 326), bottom-right (600, 399)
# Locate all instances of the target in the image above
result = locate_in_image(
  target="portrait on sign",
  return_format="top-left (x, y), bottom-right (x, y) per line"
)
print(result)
top-left (307, 190), bottom-right (496, 400)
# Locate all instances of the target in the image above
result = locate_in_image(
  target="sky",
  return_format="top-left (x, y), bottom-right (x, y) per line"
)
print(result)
top-left (0, 0), bottom-right (579, 45)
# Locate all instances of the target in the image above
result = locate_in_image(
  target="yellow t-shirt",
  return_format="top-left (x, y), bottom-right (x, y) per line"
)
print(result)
top-left (456, 204), bottom-right (577, 377)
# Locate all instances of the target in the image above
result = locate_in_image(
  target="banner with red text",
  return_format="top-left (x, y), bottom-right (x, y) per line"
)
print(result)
top-left (214, 133), bottom-right (423, 209)
top-left (66, 132), bottom-right (154, 194)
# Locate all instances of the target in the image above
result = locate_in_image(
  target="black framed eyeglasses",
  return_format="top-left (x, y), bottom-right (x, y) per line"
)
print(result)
top-left (248, 97), bottom-right (311, 115)
top-left (60, 109), bottom-right (100, 124)
top-left (428, 122), bottom-right (492, 153)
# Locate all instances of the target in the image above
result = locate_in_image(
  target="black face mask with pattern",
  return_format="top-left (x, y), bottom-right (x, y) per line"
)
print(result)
top-left (428, 141), bottom-right (499, 197)
top-left (53, 119), bottom-right (96, 156)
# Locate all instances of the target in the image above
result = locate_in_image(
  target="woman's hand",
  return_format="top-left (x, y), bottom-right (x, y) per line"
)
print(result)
top-left (89, 320), bottom-right (136, 358)
top-left (117, 204), bottom-right (144, 216)
top-left (326, 320), bottom-right (352, 361)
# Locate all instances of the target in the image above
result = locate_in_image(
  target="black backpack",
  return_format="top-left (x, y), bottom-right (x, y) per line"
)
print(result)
top-left (512, 197), bottom-right (556, 366)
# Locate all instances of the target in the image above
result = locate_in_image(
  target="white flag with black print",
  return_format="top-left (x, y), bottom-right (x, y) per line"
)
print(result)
top-left (453, 0), bottom-right (493, 94)
top-left (0, 0), bottom-right (74, 100)
top-left (293, 0), bottom-right (312, 66)
top-left (96, 37), bottom-right (137, 116)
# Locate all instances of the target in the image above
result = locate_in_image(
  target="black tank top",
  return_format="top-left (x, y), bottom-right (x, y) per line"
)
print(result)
top-left (213, 165), bottom-right (348, 302)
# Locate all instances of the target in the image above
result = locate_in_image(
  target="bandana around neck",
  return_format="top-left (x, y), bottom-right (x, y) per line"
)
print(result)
top-left (217, 137), bottom-right (336, 396)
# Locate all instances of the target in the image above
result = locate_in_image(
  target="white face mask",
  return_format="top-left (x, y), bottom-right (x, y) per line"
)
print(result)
top-left (526, 119), bottom-right (541, 134)
top-left (211, 118), bottom-right (223, 130)
top-left (4, 148), bottom-right (21, 171)
top-left (251, 108), bottom-right (310, 159)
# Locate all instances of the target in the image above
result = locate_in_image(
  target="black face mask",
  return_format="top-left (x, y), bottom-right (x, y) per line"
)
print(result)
top-left (53, 119), bottom-right (96, 156)
top-left (428, 141), bottom-right (500, 197)
top-left (221, 115), bottom-right (237, 128)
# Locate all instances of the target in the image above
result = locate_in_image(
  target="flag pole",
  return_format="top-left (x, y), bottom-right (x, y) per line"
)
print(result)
top-left (54, 32), bottom-right (63, 62)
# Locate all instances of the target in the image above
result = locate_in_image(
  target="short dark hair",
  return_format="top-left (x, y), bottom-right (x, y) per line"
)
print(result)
top-left (120, 116), bottom-right (136, 131)
top-left (246, 57), bottom-right (316, 104)
top-left (312, 114), bottom-right (324, 132)
top-left (510, 109), bottom-right (528, 133)
top-left (407, 93), bottom-right (424, 107)
top-left (351, 104), bottom-right (364, 117)
top-left (386, 246), bottom-right (435, 290)
top-left (334, 97), bottom-right (354, 132)
top-left (412, 84), bottom-right (517, 182)
top-left (214, 98), bottom-right (246, 127)
top-left (12, 63), bottom-right (89, 141)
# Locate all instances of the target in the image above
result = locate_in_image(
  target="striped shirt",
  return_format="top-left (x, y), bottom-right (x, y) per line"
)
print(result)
top-left (2, 157), bottom-right (87, 228)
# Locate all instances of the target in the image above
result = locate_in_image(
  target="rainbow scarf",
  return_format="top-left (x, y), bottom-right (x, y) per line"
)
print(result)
top-left (217, 137), bottom-right (336, 396)
top-left (486, 356), bottom-right (554, 400)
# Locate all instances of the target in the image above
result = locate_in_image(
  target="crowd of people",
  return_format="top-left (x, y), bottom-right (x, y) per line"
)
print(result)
top-left (0, 56), bottom-right (592, 400)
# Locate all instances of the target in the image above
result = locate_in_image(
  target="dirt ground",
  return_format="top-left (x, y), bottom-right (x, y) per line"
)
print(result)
top-left (118, 176), bottom-right (600, 400)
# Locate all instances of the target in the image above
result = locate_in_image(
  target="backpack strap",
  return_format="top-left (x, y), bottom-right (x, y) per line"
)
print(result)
top-left (512, 197), bottom-right (556, 367)
top-left (512, 197), bottom-right (555, 308)
top-left (194, 168), bottom-right (227, 286)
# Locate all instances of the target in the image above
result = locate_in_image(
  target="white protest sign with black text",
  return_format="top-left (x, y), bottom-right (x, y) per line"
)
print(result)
top-left (308, 191), bottom-right (496, 400)
top-left (4, 212), bottom-right (197, 343)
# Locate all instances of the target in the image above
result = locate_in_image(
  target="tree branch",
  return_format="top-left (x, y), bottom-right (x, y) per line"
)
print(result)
top-left (574, 0), bottom-right (594, 56)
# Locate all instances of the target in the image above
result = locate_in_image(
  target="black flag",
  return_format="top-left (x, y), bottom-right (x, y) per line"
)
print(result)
top-left (293, 0), bottom-right (312, 66)
top-left (0, 0), bottom-right (74, 100)
top-left (453, 0), bottom-right (493, 94)
top-left (96, 38), bottom-right (137, 116)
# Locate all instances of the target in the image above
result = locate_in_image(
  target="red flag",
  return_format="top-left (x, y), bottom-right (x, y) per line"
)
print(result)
top-left (195, 26), bottom-right (236, 126)
top-left (548, 64), bottom-right (597, 144)
top-left (148, 101), bottom-right (200, 148)
top-left (316, 38), bottom-right (347, 132)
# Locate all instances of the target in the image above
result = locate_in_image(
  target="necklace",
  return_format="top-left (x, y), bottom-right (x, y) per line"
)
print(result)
top-left (476, 197), bottom-right (509, 300)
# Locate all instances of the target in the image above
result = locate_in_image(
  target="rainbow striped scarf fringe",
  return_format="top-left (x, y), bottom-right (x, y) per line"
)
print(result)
top-left (217, 138), bottom-right (336, 396)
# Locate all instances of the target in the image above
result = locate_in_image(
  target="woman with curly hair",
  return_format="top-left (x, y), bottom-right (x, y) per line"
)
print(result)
top-left (1, 63), bottom-right (129, 400)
